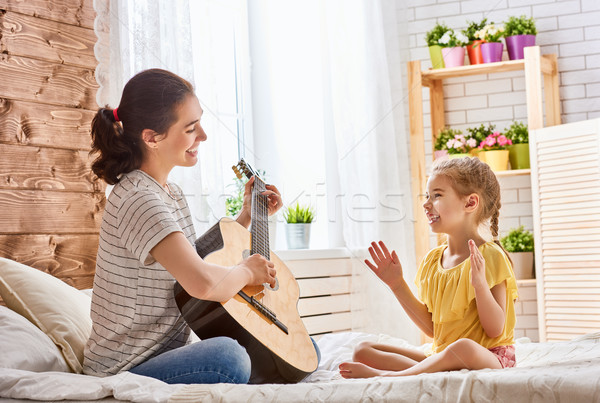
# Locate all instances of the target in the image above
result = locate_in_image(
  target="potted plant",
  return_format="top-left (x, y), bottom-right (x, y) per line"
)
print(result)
top-left (438, 29), bottom-right (469, 68)
top-left (504, 15), bottom-right (537, 60)
top-left (466, 123), bottom-right (496, 161)
top-left (445, 131), bottom-right (478, 159)
top-left (283, 202), bottom-right (315, 249)
top-left (477, 130), bottom-right (513, 171)
top-left (434, 127), bottom-right (461, 160)
top-left (475, 23), bottom-right (505, 63)
top-left (504, 121), bottom-right (530, 169)
top-left (462, 18), bottom-right (488, 65)
top-left (425, 22), bottom-right (450, 69)
top-left (501, 226), bottom-right (534, 279)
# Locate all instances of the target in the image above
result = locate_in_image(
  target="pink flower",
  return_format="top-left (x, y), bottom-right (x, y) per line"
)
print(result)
top-left (497, 135), bottom-right (512, 146)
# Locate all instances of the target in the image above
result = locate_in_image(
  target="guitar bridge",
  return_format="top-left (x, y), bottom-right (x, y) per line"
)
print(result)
top-left (237, 291), bottom-right (289, 334)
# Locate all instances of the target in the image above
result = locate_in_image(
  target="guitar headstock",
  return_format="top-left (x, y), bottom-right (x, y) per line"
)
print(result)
top-left (232, 158), bottom-right (261, 181)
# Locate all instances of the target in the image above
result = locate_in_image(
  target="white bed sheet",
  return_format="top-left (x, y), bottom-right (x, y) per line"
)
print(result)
top-left (2, 332), bottom-right (600, 403)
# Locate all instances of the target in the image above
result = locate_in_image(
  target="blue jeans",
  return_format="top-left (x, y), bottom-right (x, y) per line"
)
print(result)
top-left (129, 336), bottom-right (251, 384)
top-left (130, 336), bottom-right (321, 385)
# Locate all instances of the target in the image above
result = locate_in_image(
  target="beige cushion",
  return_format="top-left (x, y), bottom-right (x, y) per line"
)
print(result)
top-left (0, 305), bottom-right (71, 372)
top-left (0, 257), bottom-right (92, 373)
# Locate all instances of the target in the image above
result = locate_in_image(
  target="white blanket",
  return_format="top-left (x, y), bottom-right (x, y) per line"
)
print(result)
top-left (2, 332), bottom-right (600, 402)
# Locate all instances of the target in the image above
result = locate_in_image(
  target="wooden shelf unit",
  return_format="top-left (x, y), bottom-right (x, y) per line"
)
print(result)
top-left (408, 46), bottom-right (561, 263)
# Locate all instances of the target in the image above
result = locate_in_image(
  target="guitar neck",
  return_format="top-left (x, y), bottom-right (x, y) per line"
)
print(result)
top-left (251, 177), bottom-right (270, 259)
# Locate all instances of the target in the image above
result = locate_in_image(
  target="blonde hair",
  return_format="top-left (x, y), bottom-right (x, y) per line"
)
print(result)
top-left (431, 157), bottom-right (511, 260)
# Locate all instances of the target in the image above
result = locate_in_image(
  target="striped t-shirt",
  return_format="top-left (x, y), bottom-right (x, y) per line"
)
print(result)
top-left (83, 169), bottom-right (195, 376)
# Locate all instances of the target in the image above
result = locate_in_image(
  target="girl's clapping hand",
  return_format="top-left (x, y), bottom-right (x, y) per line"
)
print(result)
top-left (364, 241), bottom-right (404, 290)
top-left (469, 239), bottom-right (488, 290)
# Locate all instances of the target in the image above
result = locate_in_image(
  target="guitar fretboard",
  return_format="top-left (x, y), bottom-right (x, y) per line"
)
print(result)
top-left (251, 177), bottom-right (270, 260)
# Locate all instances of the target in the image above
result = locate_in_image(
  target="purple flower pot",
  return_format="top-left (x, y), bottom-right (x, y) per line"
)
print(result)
top-left (481, 42), bottom-right (504, 63)
top-left (505, 35), bottom-right (536, 60)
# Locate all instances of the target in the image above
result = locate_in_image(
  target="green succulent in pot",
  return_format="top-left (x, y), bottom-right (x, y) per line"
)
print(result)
top-left (504, 15), bottom-right (537, 36)
top-left (504, 121), bottom-right (531, 169)
top-left (501, 226), bottom-right (534, 253)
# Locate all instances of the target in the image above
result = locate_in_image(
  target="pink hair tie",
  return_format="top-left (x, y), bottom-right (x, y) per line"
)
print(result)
top-left (113, 108), bottom-right (120, 122)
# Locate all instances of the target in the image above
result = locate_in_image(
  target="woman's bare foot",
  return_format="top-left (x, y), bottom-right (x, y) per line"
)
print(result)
top-left (339, 362), bottom-right (384, 378)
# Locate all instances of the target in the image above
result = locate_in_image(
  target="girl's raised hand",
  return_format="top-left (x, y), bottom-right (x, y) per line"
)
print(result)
top-left (469, 239), bottom-right (487, 290)
top-left (364, 241), bottom-right (404, 290)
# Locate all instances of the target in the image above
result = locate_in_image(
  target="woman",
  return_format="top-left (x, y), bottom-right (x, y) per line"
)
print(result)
top-left (83, 68), bottom-right (282, 384)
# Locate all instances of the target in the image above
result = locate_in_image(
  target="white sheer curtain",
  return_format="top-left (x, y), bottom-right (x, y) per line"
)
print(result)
top-left (94, 0), bottom-right (245, 235)
top-left (95, 0), bottom-right (420, 343)
top-left (322, 0), bottom-right (420, 344)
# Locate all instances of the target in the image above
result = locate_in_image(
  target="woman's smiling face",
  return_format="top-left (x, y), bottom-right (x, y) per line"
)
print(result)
top-left (157, 95), bottom-right (207, 169)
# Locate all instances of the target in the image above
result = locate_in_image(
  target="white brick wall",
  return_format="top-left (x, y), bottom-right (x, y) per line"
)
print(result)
top-left (405, 0), bottom-right (600, 245)
top-left (514, 280), bottom-right (539, 341)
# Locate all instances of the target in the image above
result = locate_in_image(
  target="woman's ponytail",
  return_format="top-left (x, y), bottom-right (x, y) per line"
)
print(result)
top-left (89, 107), bottom-right (143, 185)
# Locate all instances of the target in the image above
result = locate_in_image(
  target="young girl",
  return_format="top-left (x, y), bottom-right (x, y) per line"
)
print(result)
top-left (339, 157), bottom-right (518, 378)
top-left (83, 69), bottom-right (283, 384)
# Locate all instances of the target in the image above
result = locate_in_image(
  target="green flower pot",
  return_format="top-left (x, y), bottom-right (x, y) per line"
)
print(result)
top-left (428, 45), bottom-right (445, 69)
top-left (508, 143), bottom-right (530, 170)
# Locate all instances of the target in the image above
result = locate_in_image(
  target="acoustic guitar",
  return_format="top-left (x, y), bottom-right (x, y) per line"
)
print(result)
top-left (173, 159), bottom-right (319, 384)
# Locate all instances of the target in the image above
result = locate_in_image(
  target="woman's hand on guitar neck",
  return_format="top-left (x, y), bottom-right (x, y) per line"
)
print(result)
top-left (237, 176), bottom-right (283, 229)
top-left (238, 253), bottom-right (277, 289)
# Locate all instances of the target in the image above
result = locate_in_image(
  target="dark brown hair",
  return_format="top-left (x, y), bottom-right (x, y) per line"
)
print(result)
top-left (432, 157), bottom-right (512, 262)
top-left (90, 69), bottom-right (194, 185)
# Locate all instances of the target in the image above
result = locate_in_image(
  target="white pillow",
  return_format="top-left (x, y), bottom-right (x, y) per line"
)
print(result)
top-left (0, 258), bottom-right (92, 373)
top-left (0, 305), bottom-right (70, 372)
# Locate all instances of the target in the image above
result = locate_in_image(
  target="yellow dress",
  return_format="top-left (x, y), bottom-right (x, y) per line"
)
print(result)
top-left (415, 241), bottom-right (519, 355)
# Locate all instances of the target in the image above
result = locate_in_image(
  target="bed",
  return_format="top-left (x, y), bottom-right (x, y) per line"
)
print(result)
top-left (2, 257), bottom-right (600, 403)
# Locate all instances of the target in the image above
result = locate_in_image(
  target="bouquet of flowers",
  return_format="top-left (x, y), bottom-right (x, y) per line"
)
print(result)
top-left (435, 127), bottom-right (462, 151)
top-left (425, 22), bottom-right (451, 46)
top-left (475, 23), bottom-right (505, 43)
top-left (446, 133), bottom-right (478, 154)
top-left (478, 131), bottom-right (513, 150)
top-left (438, 29), bottom-right (469, 48)
top-left (467, 123), bottom-right (496, 145)
top-left (463, 18), bottom-right (488, 43)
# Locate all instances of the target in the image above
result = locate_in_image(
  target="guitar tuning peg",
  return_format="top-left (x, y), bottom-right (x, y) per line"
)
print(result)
top-left (232, 166), bottom-right (242, 179)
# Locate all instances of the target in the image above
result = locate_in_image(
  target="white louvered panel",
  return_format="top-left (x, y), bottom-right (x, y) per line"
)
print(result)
top-left (541, 220), bottom-right (600, 231)
top-left (539, 179), bottom-right (600, 194)
top-left (540, 200), bottom-right (600, 213)
top-left (544, 243), bottom-right (600, 252)
top-left (530, 118), bottom-right (600, 342)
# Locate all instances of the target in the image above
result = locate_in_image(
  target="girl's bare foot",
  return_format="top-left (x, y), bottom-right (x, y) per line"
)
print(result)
top-left (339, 362), bottom-right (384, 379)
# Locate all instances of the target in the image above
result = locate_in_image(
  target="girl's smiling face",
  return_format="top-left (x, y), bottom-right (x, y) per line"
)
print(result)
top-left (423, 174), bottom-right (470, 234)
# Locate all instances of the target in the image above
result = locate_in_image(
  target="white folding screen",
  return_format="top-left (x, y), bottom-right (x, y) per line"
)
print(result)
top-left (530, 118), bottom-right (600, 342)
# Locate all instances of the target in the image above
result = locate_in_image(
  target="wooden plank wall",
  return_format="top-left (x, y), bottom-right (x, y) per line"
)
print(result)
top-left (0, 0), bottom-right (102, 290)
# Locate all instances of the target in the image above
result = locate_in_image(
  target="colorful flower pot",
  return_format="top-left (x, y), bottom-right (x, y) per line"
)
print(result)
top-left (507, 143), bottom-right (530, 170)
top-left (441, 47), bottom-right (465, 68)
top-left (434, 150), bottom-right (449, 161)
top-left (483, 150), bottom-right (509, 171)
top-left (448, 153), bottom-right (469, 160)
top-left (508, 251), bottom-right (534, 279)
top-left (467, 40), bottom-right (485, 65)
top-left (481, 42), bottom-right (504, 63)
top-left (470, 148), bottom-right (485, 163)
top-left (428, 45), bottom-right (445, 69)
top-left (505, 35), bottom-right (536, 61)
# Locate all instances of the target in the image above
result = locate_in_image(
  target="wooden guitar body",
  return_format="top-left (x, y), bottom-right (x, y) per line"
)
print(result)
top-left (174, 217), bottom-right (318, 384)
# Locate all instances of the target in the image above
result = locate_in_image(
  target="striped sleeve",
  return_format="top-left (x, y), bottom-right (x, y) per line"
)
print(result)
top-left (116, 189), bottom-right (182, 266)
